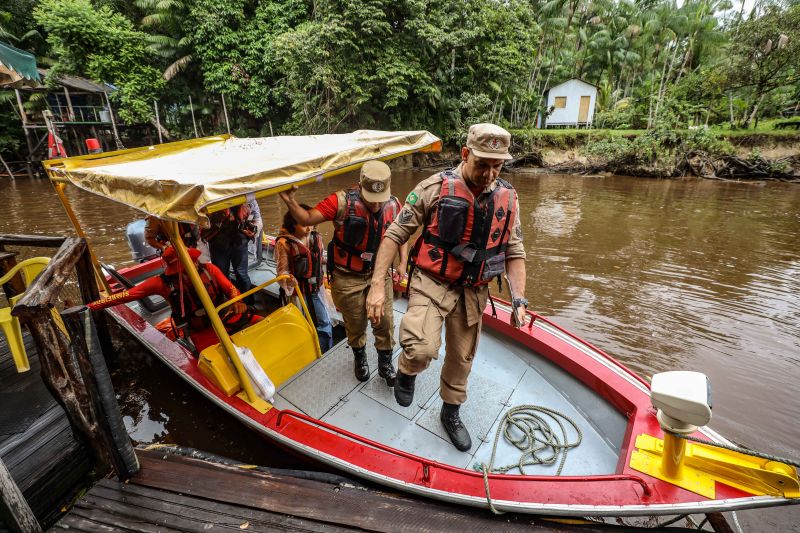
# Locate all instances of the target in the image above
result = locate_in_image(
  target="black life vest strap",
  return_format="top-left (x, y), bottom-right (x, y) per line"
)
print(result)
top-left (422, 233), bottom-right (508, 263)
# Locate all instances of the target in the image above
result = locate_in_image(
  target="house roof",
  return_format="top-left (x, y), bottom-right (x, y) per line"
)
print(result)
top-left (35, 68), bottom-right (113, 93)
top-left (545, 78), bottom-right (598, 92)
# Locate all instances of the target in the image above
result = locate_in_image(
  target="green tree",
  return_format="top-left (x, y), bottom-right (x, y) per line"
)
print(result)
top-left (34, 0), bottom-right (165, 123)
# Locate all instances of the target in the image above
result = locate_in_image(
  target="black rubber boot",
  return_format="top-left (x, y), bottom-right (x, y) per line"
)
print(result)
top-left (440, 402), bottom-right (472, 452)
top-left (352, 346), bottom-right (369, 382)
top-left (377, 349), bottom-right (396, 387)
top-left (394, 372), bottom-right (416, 407)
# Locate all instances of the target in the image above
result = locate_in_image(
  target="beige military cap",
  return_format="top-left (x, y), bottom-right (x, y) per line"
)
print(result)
top-left (359, 160), bottom-right (392, 202)
top-left (466, 123), bottom-right (513, 160)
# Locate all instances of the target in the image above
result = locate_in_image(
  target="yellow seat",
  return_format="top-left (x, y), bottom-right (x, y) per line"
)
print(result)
top-left (198, 304), bottom-right (320, 397)
top-left (0, 257), bottom-right (62, 373)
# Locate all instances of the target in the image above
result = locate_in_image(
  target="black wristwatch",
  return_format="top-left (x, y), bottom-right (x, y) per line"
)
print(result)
top-left (512, 297), bottom-right (529, 308)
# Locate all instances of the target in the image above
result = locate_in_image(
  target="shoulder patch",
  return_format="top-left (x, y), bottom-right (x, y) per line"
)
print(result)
top-left (406, 191), bottom-right (418, 205)
top-left (398, 208), bottom-right (413, 224)
top-left (515, 225), bottom-right (523, 239)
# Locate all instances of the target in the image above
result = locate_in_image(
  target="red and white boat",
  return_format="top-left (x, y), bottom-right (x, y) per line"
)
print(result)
top-left (44, 132), bottom-right (799, 519)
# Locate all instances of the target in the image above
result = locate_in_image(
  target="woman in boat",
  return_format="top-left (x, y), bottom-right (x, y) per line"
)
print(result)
top-left (87, 246), bottom-right (261, 354)
top-left (274, 205), bottom-right (334, 352)
top-left (279, 161), bottom-right (406, 386)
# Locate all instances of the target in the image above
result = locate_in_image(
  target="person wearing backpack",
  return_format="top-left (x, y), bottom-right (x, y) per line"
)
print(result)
top-left (201, 200), bottom-right (261, 297)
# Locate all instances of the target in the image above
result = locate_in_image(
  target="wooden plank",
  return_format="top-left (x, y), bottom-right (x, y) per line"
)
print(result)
top-left (90, 479), bottom-right (350, 531)
top-left (0, 456), bottom-right (41, 533)
top-left (0, 235), bottom-right (67, 248)
top-left (69, 505), bottom-right (183, 533)
top-left (51, 514), bottom-right (119, 532)
top-left (134, 450), bottom-right (601, 533)
top-left (89, 479), bottom-right (350, 532)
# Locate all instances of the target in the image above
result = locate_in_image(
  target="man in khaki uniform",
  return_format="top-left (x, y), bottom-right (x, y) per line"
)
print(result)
top-left (366, 124), bottom-right (527, 451)
top-left (279, 161), bottom-right (408, 384)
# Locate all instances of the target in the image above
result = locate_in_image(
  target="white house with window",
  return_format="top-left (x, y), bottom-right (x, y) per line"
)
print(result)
top-left (538, 78), bottom-right (598, 128)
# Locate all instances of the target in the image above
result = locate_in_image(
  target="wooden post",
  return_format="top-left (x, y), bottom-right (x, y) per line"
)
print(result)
top-left (15, 89), bottom-right (34, 178)
top-left (221, 93), bottom-right (231, 134)
top-left (12, 238), bottom-right (112, 474)
top-left (0, 457), bottom-right (41, 533)
top-left (189, 95), bottom-right (198, 138)
top-left (75, 244), bottom-right (116, 374)
top-left (154, 100), bottom-right (163, 144)
top-left (103, 92), bottom-right (124, 150)
top-left (63, 86), bottom-right (75, 122)
top-left (62, 306), bottom-right (139, 480)
top-left (706, 512), bottom-right (735, 533)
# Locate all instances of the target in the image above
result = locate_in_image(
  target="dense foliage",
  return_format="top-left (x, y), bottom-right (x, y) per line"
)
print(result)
top-left (1, 0), bottom-right (799, 160)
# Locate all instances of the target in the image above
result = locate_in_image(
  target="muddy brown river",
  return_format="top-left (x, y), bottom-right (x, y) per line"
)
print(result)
top-left (2, 171), bottom-right (798, 530)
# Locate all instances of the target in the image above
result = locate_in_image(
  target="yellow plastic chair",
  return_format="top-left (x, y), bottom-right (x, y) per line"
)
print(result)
top-left (0, 257), bottom-right (61, 372)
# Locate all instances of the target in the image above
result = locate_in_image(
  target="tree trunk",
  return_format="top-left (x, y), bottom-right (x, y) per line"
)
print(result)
top-left (746, 92), bottom-right (766, 129)
top-left (653, 39), bottom-right (681, 125)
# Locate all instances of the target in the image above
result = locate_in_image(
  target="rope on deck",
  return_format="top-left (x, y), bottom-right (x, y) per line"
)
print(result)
top-left (475, 405), bottom-right (583, 514)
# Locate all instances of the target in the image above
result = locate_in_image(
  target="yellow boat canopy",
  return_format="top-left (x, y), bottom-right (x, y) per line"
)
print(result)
top-left (44, 130), bottom-right (441, 225)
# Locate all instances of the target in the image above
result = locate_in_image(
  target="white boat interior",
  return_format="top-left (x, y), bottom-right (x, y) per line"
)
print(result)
top-left (123, 250), bottom-right (628, 476)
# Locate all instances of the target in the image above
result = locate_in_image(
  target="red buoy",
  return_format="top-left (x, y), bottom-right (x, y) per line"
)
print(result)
top-left (85, 138), bottom-right (102, 154)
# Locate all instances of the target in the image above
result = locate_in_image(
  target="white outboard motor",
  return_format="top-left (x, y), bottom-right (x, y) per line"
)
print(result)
top-left (126, 219), bottom-right (159, 263)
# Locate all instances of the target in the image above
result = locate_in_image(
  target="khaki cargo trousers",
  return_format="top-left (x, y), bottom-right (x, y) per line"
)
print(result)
top-left (331, 268), bottom-right (395, 351)
top-left (398, 269), bottom-right (489, 405)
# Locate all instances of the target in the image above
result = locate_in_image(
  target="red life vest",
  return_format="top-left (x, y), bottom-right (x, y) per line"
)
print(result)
top-left (276, 231), bottom-right (324, 293)
top-left (161, 264), bottom-right (225, 330)
top-left (413, 170), bottom-right (516, 286)
top-left (331, 187), bottom-right (400, 273)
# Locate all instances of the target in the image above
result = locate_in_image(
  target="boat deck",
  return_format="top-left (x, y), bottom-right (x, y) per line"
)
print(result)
top-left (273, 299), bottom-right (627, 475)
top-left (126, 257), bottom-right (627, 476)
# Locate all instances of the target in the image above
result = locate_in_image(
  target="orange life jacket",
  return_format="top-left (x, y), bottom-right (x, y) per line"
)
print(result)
top-left (161, 264), bottom-right (224, 330)
top-left (413, 170), bottom-right (516, 286)
top-left (276, 231), bottom-right (324, 293)
top-left (331, 187), bottom-right (400, 273)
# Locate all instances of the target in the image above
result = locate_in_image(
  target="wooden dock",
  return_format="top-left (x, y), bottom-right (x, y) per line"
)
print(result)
top-left (0, 336), bottom-right (91, 527)
top-left (51, 448), bottom-right (697, 532)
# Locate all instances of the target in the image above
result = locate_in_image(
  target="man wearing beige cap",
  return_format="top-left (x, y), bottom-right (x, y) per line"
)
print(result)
top-left (366, 123), bottom-right (527, 451)
top-left (279, 160), bottom-right (407, 384)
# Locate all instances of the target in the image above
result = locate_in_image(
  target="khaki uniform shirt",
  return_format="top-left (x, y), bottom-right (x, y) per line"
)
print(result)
top-left (384, 164), bottom-right (525, 327)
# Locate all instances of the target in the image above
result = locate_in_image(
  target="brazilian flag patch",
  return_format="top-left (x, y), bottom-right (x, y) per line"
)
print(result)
top-left (406, 191), bottom-right (418, 205)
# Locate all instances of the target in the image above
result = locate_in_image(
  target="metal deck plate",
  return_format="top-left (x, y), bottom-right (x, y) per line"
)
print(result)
top-left (278, 340), bottom-right (361, 418)
top-left (360, 352), bottom-right (443, 419)
top-left (278, 310), bottom-right (403, 419)
top-left (416, 372), bottom-right (515, 454)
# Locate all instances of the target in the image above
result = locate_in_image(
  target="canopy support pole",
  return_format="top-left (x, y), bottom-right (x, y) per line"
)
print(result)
top-left (53, 183), bottom-right (111, 294)
top-left (165, 222), bottom-right (258, 403)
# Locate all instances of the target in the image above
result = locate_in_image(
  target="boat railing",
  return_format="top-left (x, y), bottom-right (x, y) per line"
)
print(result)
top-left (275, 409), bottom-right (651, 496)
top-left (490, 297), bottom-right (650, 389)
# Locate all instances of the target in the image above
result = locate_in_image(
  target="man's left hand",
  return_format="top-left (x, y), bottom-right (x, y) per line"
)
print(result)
top-left (512, 306), bottom-right (527, 328)
top-left (366, 283), bottom-right (385, 325)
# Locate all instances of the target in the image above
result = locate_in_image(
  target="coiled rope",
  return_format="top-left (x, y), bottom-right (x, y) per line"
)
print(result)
top-left (477, 405), bottom-right (583, 514)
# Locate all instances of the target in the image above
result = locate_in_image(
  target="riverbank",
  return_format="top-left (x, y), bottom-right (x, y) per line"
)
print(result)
top-left (412, 128), bottom-right (800, 181)
top-left (510, 128), bottom-right (800, 181)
